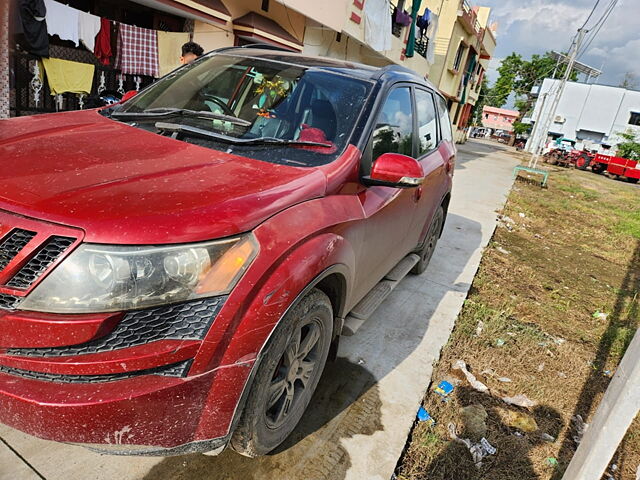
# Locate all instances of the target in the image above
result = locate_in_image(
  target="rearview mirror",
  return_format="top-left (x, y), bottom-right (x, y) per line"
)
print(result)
top-left (362, 152), bottom-right (425, 188)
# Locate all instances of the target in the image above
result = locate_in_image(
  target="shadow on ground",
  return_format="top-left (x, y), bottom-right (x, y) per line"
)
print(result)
top-left (141, 210), bottom-right (485, 480)
top-left (412, 386), bottom-right (564, 480)
top-left (142, 359), bottom-right (380, 480)
top-left (552, 240), bottom-right (640, 478)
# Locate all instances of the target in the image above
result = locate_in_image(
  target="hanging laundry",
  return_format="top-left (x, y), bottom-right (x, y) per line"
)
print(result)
top-left (41, 57), bottom-right (95, 95)
top-left (416, 8), bottom-right (431, 39)
top-left (94, 18), bottom-right (112, 66)
top-left (43, 0), bottom-right (79, 46)
top-left (115, 23), bottom-right (159, 78)
top-left (157, 31), bottom-right (190, 76)
top-left (405, 0), bottom-right (423, 57)
top-left (78, 10), bottom-right (101, 52)
top-left (363, 0), bottom-right (392, 52)
top-left (425, 13), bottom-right (439, 64)
top-left (18, 0), bottom-right (49, 57)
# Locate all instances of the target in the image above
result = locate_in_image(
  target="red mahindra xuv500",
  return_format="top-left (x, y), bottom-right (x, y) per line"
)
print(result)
top-left (0, 47), bottom-right (454, 457)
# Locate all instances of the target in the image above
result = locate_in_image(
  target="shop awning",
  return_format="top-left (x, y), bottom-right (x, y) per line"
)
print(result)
top-left (233, 12), bottom-right (303, 51)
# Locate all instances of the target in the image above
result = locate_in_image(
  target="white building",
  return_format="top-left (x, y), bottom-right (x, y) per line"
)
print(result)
top-left (529, 79), bottom-right (640, 153)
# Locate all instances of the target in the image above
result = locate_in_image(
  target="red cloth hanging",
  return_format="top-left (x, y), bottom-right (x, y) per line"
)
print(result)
top-left (94, 18), bottom-right (112, 66)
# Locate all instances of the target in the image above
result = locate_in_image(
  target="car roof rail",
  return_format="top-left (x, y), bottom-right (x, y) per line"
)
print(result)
top-left (209, 44), bottom-right (294, 55)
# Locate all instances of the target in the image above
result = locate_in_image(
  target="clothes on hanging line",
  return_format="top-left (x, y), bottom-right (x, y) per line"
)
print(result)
top-left (18, 0), bottom-right (49, 57)
top-left (43, 0), bottom-right (79, 46)
top-left (41, 57), bottom-right (95, 95)
top-left (94, 18), bottom-right (112, 65)
top-left (157, 31), bottom-right (190, 77)
top-left (115, 23), bottom-right (159, 78)
top-left (363, 0), bottom-right (392, 52)
top-left (78, 10), bottom-right (101, 52)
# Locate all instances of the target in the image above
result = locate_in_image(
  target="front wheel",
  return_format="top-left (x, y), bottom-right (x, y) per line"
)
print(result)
top-left (230, 289), bottom-right (333, 457)
top-left (412, 206), bottom-right (444, 275)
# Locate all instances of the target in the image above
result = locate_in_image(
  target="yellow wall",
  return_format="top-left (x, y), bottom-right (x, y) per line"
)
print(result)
top-left (192, 0), bottom-right (307, 52)
top-left (278, 0), bottom-right (350, 32)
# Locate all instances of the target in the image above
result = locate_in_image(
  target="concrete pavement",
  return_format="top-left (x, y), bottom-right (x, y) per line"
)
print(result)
top-left (0, 139), bottom-right (520, 480)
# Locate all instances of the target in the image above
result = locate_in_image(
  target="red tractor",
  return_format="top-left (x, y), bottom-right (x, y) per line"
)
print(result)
top-left (544, 149), bottom-right (640, 184)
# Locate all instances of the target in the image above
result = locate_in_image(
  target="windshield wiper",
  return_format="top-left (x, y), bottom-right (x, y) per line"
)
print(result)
top-left (112, 107), bottom-right (251, 127)
top-left (154, 122), bottom-right (333, 148)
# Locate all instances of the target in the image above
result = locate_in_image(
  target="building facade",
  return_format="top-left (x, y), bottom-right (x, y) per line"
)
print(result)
top-left (481, 106), bottom-right (518, 132)
top-left (5, 0), bottom-right (495, 125)
top-left (424, 0), bottom-right (496, 142)
top-left (529, 78), bottom-right (640, 152)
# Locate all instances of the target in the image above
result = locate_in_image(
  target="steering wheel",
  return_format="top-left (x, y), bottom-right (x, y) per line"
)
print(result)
top-left (202, 94), bottom-right (235, 117)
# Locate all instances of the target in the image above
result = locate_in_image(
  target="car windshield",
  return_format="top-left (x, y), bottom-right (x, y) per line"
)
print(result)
top-left (110, 54), bottom-right (373, 166)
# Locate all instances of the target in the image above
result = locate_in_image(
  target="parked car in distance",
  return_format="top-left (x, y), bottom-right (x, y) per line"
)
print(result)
top-left (0, 46), bottom-right (455, 457)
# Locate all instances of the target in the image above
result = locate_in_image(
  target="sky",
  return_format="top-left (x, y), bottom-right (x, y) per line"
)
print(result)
top-left (475, 0), bottom-right (639, 90)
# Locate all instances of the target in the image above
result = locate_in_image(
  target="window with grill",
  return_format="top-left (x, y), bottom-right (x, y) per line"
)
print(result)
top-left (629, 112), bottom-right (640, 126)
top-left (452, 43), bottom-right (466, 71)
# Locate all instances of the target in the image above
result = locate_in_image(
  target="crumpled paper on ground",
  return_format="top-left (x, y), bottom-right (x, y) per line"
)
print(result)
top-left (448, 422), bottom-right (496, 468)
top-left (452, 360), bottom-right (489, 393)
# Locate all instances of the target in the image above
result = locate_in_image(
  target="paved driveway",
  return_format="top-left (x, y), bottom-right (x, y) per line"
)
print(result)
top-left (0, 139), bottom-right (520, 480)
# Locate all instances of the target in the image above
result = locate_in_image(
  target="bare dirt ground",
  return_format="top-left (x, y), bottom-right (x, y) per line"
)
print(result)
top-left (395, 149), bottom-right (640, 480)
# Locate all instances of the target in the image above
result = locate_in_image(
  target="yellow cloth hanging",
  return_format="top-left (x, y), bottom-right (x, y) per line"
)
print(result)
top-left (157, 31), bottom-right (191, 77)
top-left (41, 58), bottom-right (95, 95)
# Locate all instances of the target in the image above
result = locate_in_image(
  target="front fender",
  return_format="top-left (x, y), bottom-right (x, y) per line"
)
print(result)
top-left (190, 195), bottom-right (362, 441)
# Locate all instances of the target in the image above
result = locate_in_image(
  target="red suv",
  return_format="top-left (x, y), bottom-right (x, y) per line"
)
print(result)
top-left (0, 47), bottom-right (454, 457)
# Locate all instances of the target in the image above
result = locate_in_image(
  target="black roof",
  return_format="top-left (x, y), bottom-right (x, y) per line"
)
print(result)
top-left (210, 45), bottom-right (437, 91)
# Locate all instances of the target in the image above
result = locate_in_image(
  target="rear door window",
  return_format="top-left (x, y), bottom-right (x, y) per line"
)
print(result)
top-left (415, 89), bottom-right (438, 155)
top-left (372, 87), bottom-right (414, 160)
top-left (435, 94), bottom-right (453, 143)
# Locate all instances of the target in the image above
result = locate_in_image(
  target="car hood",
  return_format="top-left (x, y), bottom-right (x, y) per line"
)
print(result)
top-left (0, 111), bottom-right (327, 244)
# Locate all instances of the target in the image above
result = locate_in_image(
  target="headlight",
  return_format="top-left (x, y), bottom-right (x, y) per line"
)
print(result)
top-left (19, 235), bottom-right (258, 313)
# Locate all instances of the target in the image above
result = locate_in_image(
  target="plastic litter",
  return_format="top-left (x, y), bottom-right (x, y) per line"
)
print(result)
top-left (502, 394), bottom-right (537, 408)
top-left (519, 212), bottom-right (526, 218)
top-left (546, 457), bottom-right (559, 467)
top-left (417, 406), bottom-right (435, 426)
top-left (495, 338), bottom-right (506, 347)
top-left (497, 377), bottom-right (512, 383)
top-left (461, 404), bottom-right (488, 439)
top-left (447, 423), bottom-right (496, 468)
top-left (452, 360), bottom-right (489, 393)
top-left (504, 410), bottom-right (538, 433)
top-left (593, 310), bottom-right (609, 321)
top-left (537, 363), bottom-right (545, 372)
top-left (434, 380), bottom-right (455, 400)
top-left (476, 320), bottom-right (484, 336)
top-left (540, 432), bottom-right (555, 442)
top-left (603, 369), bottom-right (615, 377)
top-left (572, 415), bottom-right (588, 445)
top-left (496, 246), bottom-right (510, 255)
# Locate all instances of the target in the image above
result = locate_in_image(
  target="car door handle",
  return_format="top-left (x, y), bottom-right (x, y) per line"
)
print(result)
top-left (414, 186), bottom-right (423, 201)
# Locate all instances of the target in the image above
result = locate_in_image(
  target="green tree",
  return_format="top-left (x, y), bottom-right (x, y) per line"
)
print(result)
top-left (616, 130), bottom-right (640, 160)
top-left (488, 51), bottom-right (578, 116)
top-left (488, 53), bottom-right (522, 107)
top-left (512, 121), bottom-right (530, 135)
top-left (471, 77), bottom-right (490, 126)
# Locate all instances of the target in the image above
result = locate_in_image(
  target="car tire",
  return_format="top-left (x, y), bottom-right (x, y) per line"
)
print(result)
top-left (411, 206), bottom-right (444, 275)
top-left (230, 288), bottom-right (333, 457)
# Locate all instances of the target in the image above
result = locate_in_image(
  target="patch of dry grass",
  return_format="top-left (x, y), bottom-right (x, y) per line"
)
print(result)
top-left (396, 161), bottom-right (640, 480)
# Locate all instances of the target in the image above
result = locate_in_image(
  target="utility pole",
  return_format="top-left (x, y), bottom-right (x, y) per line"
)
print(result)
top-left (529, 28), bottom-right (588, 168)
top-left (526, 92), bottom-right (548, 167)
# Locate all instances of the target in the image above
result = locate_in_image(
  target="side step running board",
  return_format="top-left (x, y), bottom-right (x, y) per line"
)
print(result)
top-left (342, 254), bottom-right (419, 336)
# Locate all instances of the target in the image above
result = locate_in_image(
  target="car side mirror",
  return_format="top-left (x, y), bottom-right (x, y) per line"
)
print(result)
top-left (362, 152), bottom-right (425, 188)
top-left (120, 90), bottom-right (138, 103)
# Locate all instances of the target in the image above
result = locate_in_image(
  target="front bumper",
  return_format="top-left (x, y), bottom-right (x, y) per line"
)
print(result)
top-left (0, 295), bottom-right (255, 454)
top-left (0, 359), bottom-right (253, 454)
